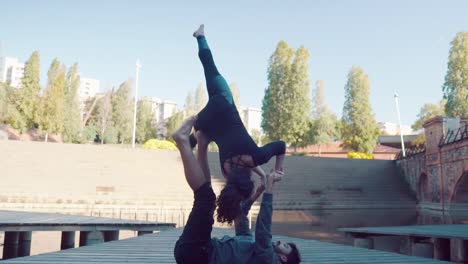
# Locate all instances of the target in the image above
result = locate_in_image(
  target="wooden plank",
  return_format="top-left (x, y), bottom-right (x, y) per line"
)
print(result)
top-left (0, 228), bottom-right (449, 264)
top-left (340, 225), bottom-right (468, 240)
top-left (0, 210), bottom-right (175, 232)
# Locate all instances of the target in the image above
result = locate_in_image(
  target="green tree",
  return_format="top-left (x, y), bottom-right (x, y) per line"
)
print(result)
top-left (341, 66), bottom-right (379, 154)
top-left (262, 41), bottom-right (311, 149)
top-left (411, 100), bottom-right (446, 130)
top-left (102, 126), bottom-right (118, 144)
top-left (194, 83), bottom-right (207, 113)
top-left (62, 63), bottom-right (81, 142)
top-left (136, 100), bottom-right (155, 143)
top-left (443, 32), bottom-right (468, 118)
top-left (112, 81), bottom-right (133, 144)
top-left (165, 110), bottom-right (184, 142)
top-left (312, 80), bottom-right (326, 119)
top-left (95, 91), bottom-right (113, 144)
top-left (14, 51), bottom-right (41, 132)
top-left (309, 112), bottom-right (339, 149)
top-left (39, 59), bottom-right (66, 142)
top-left (263, 41), bottom-right (294, 141)
top-left (81, 123), bottom-right (98, 143)
top-left (285, 46), bottom-right (311, 148)
top-left (1, 83), bottom-right (25, 129)
top-left (184, 84), bottom-right (208, 118)
top-left (334, 119), bottom-right (343, 140)
top-left (184, 90), bottom-right (196, 117)
top-left (0, 83), bottom-right (10, 122)
top-left (309, 80), bottom-right (338, 150)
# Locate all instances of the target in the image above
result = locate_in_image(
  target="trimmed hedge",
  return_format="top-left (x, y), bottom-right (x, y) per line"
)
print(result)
top-left (143, 139), bottom-right (177, 150)
top-left (347, 152), bottom-right (374, 159)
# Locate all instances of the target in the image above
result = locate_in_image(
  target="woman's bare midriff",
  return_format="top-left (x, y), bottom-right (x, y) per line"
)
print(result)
top-left (222, 154), bottom-right (255, 177)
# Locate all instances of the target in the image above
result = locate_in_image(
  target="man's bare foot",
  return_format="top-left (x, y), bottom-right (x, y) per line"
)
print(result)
top-left (172, 116), bottom-right (197, 144)
top-left (193, 24), bottom-right (205, 38)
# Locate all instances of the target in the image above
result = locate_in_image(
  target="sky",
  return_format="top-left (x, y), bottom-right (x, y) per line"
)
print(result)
top-left (1, 0), bottom-right (467, 127)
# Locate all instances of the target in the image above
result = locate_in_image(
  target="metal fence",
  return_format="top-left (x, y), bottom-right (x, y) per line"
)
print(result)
top-left (439, 124), bottom-right (468, 146)
top-left (396, 145), bottom-right (425, 160)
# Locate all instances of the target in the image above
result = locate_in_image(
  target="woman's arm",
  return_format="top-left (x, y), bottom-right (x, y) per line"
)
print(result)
top-left (275, 154), bottom-right (285, 173)
top-left (254, 141), bottom-right (286, 174)
top-left (252, 165), bottom-right (267, 185)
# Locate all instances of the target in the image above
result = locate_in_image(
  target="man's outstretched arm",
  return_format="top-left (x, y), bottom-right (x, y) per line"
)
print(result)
top-left (253, 172), bottom-right (278, 263)
top-left (235, 185), bottom-right (265, 237)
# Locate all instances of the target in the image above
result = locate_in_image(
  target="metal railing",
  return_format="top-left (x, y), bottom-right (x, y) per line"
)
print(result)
top-left (396, 145), bottom-right (425, 160)
top-left (439, 124), bottom-right (468, 146)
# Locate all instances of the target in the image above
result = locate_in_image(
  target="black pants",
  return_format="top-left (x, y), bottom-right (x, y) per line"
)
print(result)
top-left (174, 183), bottom-right (216, 264)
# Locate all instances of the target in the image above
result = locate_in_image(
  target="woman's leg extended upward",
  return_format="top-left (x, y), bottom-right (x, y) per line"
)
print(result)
top-left (191, 24), bottom-right (234, 146)
top-left (194, 24), bottom-right (233, 102)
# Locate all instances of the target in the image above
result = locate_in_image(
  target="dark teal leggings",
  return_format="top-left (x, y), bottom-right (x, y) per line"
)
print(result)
top-left (191, 37), bottom-right (235, 143)
top-left (196, 36), bottom-right (233, 104)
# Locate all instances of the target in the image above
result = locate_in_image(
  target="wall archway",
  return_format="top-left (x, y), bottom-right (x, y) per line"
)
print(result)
top-left (451, 171), bottom-right (468, 203)
top-left (418, 173), bottom-right (429, 202)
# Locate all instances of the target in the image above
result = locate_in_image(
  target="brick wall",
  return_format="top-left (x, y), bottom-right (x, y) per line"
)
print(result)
top-left (397, 116), bottom-right (468, 211)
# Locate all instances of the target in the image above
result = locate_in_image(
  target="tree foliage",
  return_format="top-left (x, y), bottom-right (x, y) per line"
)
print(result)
top-left (312, 80), bottom-right (326, 119)
top-left (194, 83), bottom-right (207, 113)
top-left (143, 139), bottom-right (177, 150)
top-left (0, 84), bottom-right (25, 129)
top-left (136, 100), bottom-right (155, 143)
top-left (250, 128), bottom-right (264, 145)
top-left (111, 81), bottom-right (133, 144)
top-left (341, 66), bottom-right (379, 154)
top-left (185, 84), bottom-right (207, 118)
top-left (308, 80), bottom-right (338, 146)
top-left (39, 59), bottom-right (66, 141)
top-left (443, 32), bottom-right (468, 118)
top-left (14, 51), bottom-right (41, 132)
top-left (262, 41), bottom-right (311, 148)
top-left (62, 63), bottom-right (81, 142)
top-left (0, 83), bottom-right (11, 122)
top-left (95, 91), bottom-right (113, 144)
top-left (347, 152), bottom-right (374, 160)
top-left (184, 90), bottom-right (195, 117)
top-left (165, 110), bottom-right (184, 142)
top-left (411, 100), bottom-right (446, 130)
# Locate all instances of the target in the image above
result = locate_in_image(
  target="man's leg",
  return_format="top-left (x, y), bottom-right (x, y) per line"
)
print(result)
top-left (196, 130), bottom-right (212, 184)
top-left (172, 116), bottom-right (206, 192)
top-left (172, 117), bottom-right (216, 264)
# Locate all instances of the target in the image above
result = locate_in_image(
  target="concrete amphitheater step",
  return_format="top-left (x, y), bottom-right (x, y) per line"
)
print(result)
top-left (206, 155), bottom-right (418, 210)
top-left (1, 141), bottom-right (417, 213)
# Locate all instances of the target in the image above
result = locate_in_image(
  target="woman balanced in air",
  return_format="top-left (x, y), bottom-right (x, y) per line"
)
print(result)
top-left (189, 24), bottom-right (285, 224)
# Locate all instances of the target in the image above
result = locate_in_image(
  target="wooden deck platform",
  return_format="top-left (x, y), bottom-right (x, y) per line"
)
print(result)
top-left (0, 210), bottom-right (175, 231)
top-left (0, 210), bottom-right (175, 259)
top-left (1, 227), bottom-right (448, 263)
top-left (340, 225), bottom-right (468, 262)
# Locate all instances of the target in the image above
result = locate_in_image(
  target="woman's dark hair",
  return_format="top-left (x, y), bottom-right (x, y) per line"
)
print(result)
top-left (285, 243), bottom-right (301, 264)
top-left (216, 166), bottom-right (254, 224)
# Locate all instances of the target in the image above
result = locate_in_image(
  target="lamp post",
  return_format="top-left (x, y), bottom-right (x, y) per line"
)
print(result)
top-left (394, 91), bottom-right (406, 157)
top-left (132, 59), bottom-right (142, 149)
